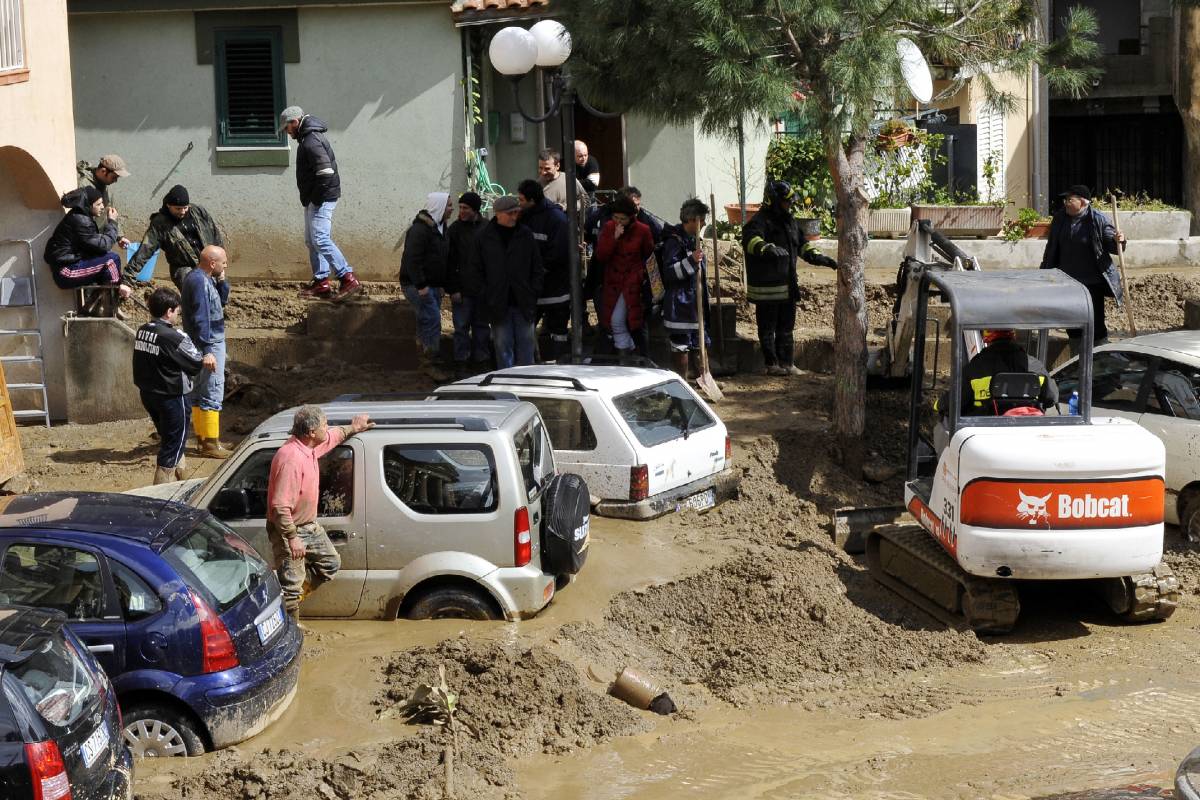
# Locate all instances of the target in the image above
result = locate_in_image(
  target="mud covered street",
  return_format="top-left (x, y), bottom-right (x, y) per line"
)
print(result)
top-left (13, 275), bottom-right (1200, 799)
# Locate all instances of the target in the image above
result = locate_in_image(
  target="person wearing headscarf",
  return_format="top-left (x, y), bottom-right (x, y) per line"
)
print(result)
top-left (400, 191), bottom-right (453, 363)
top-left (126, 184), bottom-right (226, 291)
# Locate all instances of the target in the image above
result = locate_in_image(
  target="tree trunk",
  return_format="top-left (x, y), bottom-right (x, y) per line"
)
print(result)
top-left (827, 133), bottom-right (870, 474)
top-left (1180, 7), bottom-right (1200, 235)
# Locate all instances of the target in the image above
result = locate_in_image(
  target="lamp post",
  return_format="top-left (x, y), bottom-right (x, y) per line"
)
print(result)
top-left (489, 21), bottom-right (617, 360)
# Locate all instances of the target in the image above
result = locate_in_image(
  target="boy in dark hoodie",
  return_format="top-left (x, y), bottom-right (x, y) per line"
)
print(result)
top-left (43, 187), bottom-right (132, 313)
top-left (400, 191), bottom-right (453, 362)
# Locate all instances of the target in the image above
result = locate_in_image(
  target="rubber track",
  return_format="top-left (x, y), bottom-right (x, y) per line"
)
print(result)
top-left (867, 525), bottom-right (1021, 634)
top-left (1110, 563), bottom-right (1181, 623)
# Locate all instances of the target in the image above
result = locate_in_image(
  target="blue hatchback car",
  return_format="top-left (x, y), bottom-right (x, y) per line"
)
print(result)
top-left (0, 492), bottom-right (302, 758)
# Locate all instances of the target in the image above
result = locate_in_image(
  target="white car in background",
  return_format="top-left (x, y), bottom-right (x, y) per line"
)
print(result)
top-left (1051, 330), bottom-right (1200, 538)
top-left (438, 364), bottom-right (740, 520)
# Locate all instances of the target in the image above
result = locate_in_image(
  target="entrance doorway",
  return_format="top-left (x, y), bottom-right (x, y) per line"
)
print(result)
top-left (573, 108), bottom-right (625, 191)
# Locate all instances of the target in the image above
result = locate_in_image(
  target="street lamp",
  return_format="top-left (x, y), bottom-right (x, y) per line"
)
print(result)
top-left (489, 20), bottom-right (618, 360)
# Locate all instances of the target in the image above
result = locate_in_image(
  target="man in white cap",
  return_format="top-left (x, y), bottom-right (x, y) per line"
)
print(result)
top-left (279, 106), bottom-right (362, 302)
top-left (78, 154), bottom-right (132, 248)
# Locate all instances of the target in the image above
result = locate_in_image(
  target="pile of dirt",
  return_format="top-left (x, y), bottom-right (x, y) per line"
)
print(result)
top-left (376, 639), bottom-right (654, 756)
top-left (1122, 272), bottom-right (1200, 332)
top-left (141, 639), bottom-right (650, 800)
top-left (223, 280), bottom-right (404, 330)
top-left (562, 426), bottom-right (988, 717)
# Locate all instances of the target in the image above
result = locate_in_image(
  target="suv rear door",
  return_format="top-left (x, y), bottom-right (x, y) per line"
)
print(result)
top-left (199, 439), bottom-right (368, 617)
top-left (611, 379), bottom-right (726, 497)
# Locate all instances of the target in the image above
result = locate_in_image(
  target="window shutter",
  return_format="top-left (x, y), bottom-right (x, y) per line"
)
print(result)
top-left (215, 28), bottom-right (285, 147)
top-left (1, 0), bottom-right (26, 73)
top-left (976, 103), bottom-right (1006, 202)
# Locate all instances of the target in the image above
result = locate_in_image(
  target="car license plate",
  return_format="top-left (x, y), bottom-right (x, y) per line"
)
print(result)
top-left (257, 605), bottom-right (284, 644)
top-left (679, 488), bottom-right (715, 512)
top-left (80, 723), bottom-right (108, 768)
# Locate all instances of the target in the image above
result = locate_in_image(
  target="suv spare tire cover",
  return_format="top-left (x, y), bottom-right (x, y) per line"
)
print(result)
top-left (540, 473), bottom-right (590, 574)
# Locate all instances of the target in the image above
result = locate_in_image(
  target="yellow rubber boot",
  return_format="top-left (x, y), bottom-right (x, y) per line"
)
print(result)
top-left (198, 410), bottom-right (231, 459)
top-left (191, 406), bottom-right (205, 440)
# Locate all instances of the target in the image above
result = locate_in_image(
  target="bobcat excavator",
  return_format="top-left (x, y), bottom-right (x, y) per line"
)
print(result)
top-left (844, 220), bottom-right (1179, 634)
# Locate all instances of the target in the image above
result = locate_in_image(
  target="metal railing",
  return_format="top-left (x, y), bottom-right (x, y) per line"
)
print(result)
top-left (0, 0), bottom-right (25, 73)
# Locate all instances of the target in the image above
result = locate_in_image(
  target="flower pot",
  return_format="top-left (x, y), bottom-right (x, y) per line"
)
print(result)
top-left (875, 131), bottom-right (914, 152)
top-left (797, 217), bottom-right (821, 240)
top-left (1024, 222), bottom-right (1051, 239)
top-left (867, 208), bottom-right (912, 239)
top-left (724, 203), bottom-right (760, 224)
top-left (910, 204), bottom-right (1005, 238)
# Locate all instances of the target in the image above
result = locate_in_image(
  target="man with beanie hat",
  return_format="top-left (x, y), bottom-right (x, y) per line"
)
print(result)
top-left (446, 191), bottom-right (491, 370)
top-left (78, 154), bottom-right (132, 248)
top-left (280, 105), bottom-right (362, 302)
top-left (126, 184), bottom-right (226, 290)
top-left (463, 195), bottom-right (544, 368)
top-left (1040, 184), bottom-right (1127, 344)
top-left (400, 191), bottom-right (453, 370)
top-left (182, 245), bottom-right (233, 459)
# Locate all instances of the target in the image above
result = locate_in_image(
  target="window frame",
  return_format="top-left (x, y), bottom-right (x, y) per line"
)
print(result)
top-left (1146, 356), bottom-right (1200, 421)
top-left (1083, 350), bottom-right (1155, 414)
top-left (0, 0), bottom-right (29, 85)
top-left (213, 26), bottom-right (287, 148)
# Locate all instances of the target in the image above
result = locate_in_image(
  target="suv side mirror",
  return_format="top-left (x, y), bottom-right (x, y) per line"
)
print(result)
top-left (210, 488), bottom-right (251, 520)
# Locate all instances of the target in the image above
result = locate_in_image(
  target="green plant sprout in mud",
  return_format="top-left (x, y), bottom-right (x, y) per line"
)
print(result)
top-left (395, 665), bottom-right (479, 799)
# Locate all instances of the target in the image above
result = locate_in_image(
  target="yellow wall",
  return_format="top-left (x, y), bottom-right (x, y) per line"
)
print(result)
top-left (0, 0), bottom-right (76, 196)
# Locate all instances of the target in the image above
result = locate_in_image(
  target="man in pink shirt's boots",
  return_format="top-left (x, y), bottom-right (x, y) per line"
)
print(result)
top-left (266, 405), bottom-right (373, 621)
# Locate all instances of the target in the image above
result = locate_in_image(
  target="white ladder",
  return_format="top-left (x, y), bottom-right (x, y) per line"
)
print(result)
top-left (0, 237), bottom-right (51, 427)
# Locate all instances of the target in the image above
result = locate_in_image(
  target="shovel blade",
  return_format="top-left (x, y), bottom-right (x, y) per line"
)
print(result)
top-left (697, 371), bottom-right (723, 402)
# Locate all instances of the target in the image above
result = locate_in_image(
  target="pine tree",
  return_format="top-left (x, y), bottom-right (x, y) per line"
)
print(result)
top-left (560, 0), bottom-right (1100, 467)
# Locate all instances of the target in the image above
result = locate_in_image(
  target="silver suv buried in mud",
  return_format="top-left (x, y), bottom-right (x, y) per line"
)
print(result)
top-left (128, 398), bottom-right (591, 621)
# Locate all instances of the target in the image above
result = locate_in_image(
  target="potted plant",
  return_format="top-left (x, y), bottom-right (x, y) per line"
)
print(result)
top-left (1000, 207), bottom-right (1052, 241)
top-left (724, 202), bottom-right (761, 224)
top-left (911, 151), bottom-right (1007, 238)
top-left (1107, 191), bottom-right (1191, 240)
top-left (875, 118), bottom-right (916, 152)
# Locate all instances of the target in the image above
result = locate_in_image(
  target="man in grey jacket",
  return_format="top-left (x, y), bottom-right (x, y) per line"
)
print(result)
top-left (280, 106), bottom-right (362, 302)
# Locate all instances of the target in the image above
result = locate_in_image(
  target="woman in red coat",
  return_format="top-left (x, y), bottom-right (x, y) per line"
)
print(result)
top-left (596, 195), bottom-right (655, 354)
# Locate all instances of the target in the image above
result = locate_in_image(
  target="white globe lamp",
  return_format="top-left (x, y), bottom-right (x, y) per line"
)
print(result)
top-left (530, 19), bottom-right (572, 67)
top-left (489, 26), bottom-right (539, 76)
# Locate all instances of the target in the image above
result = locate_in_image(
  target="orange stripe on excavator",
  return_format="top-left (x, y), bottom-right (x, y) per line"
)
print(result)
top-left (960, 477), bottom-right (1164, 530)
top-left (907, 496), bottom-right (956, 557)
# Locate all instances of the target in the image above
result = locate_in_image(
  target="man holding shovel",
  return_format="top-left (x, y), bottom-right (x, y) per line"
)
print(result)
top-left (660, 198), bottom-right (712, 380)
top-left (1039, 184), bottom-right (1127, 345)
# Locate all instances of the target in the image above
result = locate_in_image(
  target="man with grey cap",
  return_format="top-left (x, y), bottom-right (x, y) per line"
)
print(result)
top-left (463, 195), bottom-right (544, 368)
top-left (279, 105), bottom-right (362, 302)
top-left (78, 154), bottom-right (132, 249)
top-left (266, 405), bottom-right (373, 620)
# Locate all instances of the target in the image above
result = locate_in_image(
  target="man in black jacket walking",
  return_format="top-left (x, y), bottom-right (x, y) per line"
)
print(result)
top-left (280, 106), bottom-right (361, 302)
top-left (464, 196), bottom-right (544, 368)
top-left (133, 287), bottom-right (205, 485)
top-left (1039, 184), bottom-right (1126, 344)
top-left (446, 192), bottom-right (491, 369)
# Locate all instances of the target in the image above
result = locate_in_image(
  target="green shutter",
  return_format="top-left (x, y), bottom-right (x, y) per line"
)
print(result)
top-left (215, 28), bottom-right (286, 147)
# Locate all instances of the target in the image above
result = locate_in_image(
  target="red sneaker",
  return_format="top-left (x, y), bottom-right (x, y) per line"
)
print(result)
top-left (333, 273), bottom-right (363, 302)
top-left (299, 278), bottom-right (333, 299)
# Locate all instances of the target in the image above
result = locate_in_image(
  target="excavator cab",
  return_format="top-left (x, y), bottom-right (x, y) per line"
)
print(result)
top-left (865, 267), bottom-right (1179, 633)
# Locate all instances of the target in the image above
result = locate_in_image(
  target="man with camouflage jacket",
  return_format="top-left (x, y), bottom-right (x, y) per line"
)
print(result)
top-left (126, 184), bottom-right (225, 290)
top-left (78, 155), bottom-right (132, 249)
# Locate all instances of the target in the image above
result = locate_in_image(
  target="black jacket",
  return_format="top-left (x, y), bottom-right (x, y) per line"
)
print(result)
top-left (44, 189), bottom-right (119, 268)
top-left (126, 203), bottom-right (225, 288)
top-left (399, 211), bottom-right (448, 290)
top-left (132, 319), bottom-right (205, 396)
top-left (294, 115), bottom-right (341, 207)
top-left (742, 203), bottom-right (836, 302)
top-left (520, 199), bottom-right (570, 303)
top-left (464, 220), bottom-right (545, 323)
top-left (960, 339), bottom-right (1058, 415)
top-left (1039, 206), bottom-right (1124, 304)
top-left (445, 215), bottom-right (486, 295)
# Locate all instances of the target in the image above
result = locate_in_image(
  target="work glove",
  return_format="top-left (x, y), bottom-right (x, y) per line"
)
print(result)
top-left (762, 243), bottom-right (788, 258)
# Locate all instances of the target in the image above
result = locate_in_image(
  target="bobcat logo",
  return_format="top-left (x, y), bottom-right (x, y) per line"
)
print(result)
top-left (1016, 490), bottom-right (1051, 525)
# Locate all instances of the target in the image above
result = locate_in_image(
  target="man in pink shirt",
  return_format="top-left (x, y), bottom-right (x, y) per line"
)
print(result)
top-left (267, 405), bottom-right (372, 620)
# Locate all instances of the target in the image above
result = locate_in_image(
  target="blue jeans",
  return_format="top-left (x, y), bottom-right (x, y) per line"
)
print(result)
top-left (492, 308), bottom-right (536, 368)
top-left (402, 284), bottom-right (444, 353)
top-left (451, 295), bottom-right (491, 362)
top-left (304, 200), bottom-right (352, 280)
top-left (190, 338), bottom-right (225, 411)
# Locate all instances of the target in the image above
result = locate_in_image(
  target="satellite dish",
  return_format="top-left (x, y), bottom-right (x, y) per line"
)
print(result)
top-left (896, 37), bottom-right (933, 103)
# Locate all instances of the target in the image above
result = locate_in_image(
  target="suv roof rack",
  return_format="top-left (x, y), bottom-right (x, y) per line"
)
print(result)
top-left (331, 391), bottom-right (519, 403)
top-left (553, 354), bottom-right (660, 369)
top-left (478, 373), bottom-right (595, 391)
top-left (325, 416), bottom-right (493, 432)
